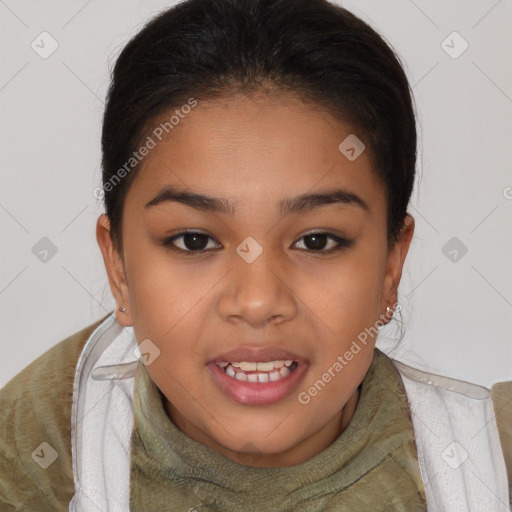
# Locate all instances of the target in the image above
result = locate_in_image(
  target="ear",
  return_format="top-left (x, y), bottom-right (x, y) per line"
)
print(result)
top-left (380, 214), bottom-right (415, 320)
top-left (96, 214), bottom-right (133, 327)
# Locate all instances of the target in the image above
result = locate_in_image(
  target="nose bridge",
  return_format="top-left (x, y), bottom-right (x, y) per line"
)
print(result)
top-left (235, 237), bottom-right (281, 300)
top-left (220, 236), bottom-right (297, 326)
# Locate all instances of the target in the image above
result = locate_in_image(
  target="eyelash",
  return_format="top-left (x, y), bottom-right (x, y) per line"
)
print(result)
top-left (162, 230), bottom-right (354, 255)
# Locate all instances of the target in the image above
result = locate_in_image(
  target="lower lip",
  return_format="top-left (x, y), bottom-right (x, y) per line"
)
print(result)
top-left (207, 362), bottom-right (308, 405)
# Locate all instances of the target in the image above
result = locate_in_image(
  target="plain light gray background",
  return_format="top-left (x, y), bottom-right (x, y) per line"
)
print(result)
top-left (1, 0), bottom-right (511, 389)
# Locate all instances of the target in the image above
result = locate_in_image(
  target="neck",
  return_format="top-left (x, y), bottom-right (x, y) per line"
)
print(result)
top-left (164, 387), bottom-right (360, 468)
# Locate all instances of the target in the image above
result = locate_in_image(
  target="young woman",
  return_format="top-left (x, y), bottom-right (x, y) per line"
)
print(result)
top-left (1, 0), bottom-right (510, 510)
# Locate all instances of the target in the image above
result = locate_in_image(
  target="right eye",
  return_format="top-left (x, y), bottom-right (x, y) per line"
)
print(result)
top-left (162, 231), bottom-right (222, 253)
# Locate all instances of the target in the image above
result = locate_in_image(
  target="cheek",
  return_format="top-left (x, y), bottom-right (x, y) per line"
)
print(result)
top-left (296, 253), bottom-right (385, 424)
top-left (301, 243), bottom-right (387, 336)
top-left (125, 240), bottom-right (218, 329)
top-left (131, 294), bottom-right (208, 410)
top-left (125, 246), bottom-right (217, 388)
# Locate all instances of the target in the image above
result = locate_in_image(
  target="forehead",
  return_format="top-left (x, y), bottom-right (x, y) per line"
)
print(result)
top-left (126, 92), bottom-right (385, 216)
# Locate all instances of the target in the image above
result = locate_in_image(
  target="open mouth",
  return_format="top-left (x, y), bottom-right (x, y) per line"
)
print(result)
top-left (216, 360), bottom-right (300, 383)
top-left (207, 345), bottom-right (308, 405)
top-left (208, 357), bottom-right (307, 405)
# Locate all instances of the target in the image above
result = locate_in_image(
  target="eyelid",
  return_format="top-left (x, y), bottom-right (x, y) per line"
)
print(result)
top-left (163, 230), bottom-right (222, 252)
top-left (292, 231), bottom-right (353, 253)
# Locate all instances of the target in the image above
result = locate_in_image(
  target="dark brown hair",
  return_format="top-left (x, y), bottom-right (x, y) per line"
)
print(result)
top-left (101, 0), bottom-right (417, 253)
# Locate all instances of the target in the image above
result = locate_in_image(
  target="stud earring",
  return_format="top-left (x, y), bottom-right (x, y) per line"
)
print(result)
top-left (119, 306), bottom-right (127, 313)
top-left (386, 306), bottom-right (393, 316)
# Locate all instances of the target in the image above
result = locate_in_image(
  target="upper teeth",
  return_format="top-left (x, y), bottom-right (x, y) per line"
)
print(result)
top-left (215, 360), bottom-right (297, 383)
top-left (218, 360), bottom-right (293, 371)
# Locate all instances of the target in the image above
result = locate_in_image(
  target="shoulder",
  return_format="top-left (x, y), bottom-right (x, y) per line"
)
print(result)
top-left (392, 358), bottom-right (490, 399)
top-left (392, 358), bottom-right (512, 505)
top-left (491, 380), bottom-right (512, 417)
top-left (0, 313), bottom-right (112, 510)
top-left (491, 381), bottom-right (512, 504)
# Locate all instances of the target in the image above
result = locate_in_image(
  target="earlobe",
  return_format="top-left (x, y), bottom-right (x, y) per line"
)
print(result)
top-left (95, 214), bottom-right (133, 326)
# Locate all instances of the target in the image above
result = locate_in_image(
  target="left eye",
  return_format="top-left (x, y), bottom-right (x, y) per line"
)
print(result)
top-left (293, 232), bottom-right (352, 252)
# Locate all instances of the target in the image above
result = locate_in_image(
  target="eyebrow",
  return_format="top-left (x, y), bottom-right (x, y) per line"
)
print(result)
top-left (144, 185), bottom-right (369, 216)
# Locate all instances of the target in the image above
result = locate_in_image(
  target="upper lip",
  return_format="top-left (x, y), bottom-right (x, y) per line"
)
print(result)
top-left (208, 346), bottom-right (306, 364)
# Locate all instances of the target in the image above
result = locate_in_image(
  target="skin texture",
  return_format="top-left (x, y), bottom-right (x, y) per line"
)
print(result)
top-left (96, 91), bottom-right (414, 468)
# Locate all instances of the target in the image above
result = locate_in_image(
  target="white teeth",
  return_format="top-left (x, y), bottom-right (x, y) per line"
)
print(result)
top-left (279, 366), bottom-right (290, 377)
top-left (269, 370), bottom-right (281, 382)
top-left (217, 359), bottom-right (298, 383)
top-left (256, 361), bottom-right (275, 371)
top-left (239, 361), bottom-right (257, 371)
top-left (219, 360), bottom-right (291, 371)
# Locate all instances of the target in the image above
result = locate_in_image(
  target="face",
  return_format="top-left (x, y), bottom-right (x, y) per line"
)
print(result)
top-left (97, 91), bottom-right (414, 467)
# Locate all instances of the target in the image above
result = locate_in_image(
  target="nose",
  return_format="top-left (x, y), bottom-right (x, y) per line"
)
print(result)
top-left (217, 245), bottom-right (298, 328)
